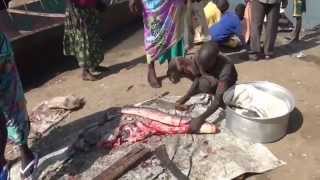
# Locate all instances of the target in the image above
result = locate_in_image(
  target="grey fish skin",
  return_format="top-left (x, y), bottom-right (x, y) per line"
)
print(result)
top-left (121, 107), bottom-right (190, 126)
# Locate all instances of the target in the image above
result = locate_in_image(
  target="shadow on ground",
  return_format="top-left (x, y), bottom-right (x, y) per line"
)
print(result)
top-left (32, 107), bottom-right (121, 179)
top-left (99, 55), bottom-right (146, 79)
top-left (287, 108), bottom-right (304, 134)
top-left (274, 30), bottom-right (320, 58)
top-left (23, 22), bottom-right (143, 92)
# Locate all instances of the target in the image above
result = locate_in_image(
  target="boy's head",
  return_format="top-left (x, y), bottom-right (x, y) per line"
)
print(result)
top-left (198, 41), bottom-right (220, 71)
top-left (216, 0), bottom-right (229, 14)
top-left (235, 3), bottom-right (246, 20)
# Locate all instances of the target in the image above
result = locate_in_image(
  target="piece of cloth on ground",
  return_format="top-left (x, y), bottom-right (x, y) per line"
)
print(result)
top-left (79, 94), bottom-right (285, 180)
top-left (29, 95), bottom-right (85, 136)
top-left (230, 84), bottom-right (289, 118)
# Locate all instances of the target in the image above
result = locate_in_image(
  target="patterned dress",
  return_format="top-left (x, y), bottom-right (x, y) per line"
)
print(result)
top-left (142, 0), bottom-right (186, 64)
top-left (63, 1), bottom-right (104, 69)
top-left (0, 32), bottom-right (29, 145)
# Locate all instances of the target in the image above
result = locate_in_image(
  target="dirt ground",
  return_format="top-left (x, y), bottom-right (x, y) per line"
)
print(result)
top-left (8, 19), bottom-right (319, 179)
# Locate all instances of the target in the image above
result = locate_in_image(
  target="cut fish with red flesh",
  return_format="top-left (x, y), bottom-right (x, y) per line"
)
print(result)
top-left (121, 107), bottom-right (190, 126)
top-left (99, 114), bottom-right (218, 149)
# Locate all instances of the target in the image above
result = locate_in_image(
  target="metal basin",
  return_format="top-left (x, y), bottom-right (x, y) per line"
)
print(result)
top-left (223, 81), bottom-right (295, 143)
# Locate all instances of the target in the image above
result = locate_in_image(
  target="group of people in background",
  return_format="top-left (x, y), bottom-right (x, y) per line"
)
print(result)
top-left (61, 0), bottom-right (306, 84)
top-left (0, 0), bottom-right (307, 179)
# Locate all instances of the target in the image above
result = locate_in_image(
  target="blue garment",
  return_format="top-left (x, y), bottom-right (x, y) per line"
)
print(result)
top-left (209, 11), bottom-right (242, 43)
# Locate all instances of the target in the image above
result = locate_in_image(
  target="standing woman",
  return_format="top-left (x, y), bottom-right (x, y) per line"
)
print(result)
top-left (129, 0), bottom-right (186, 88)
top-left (0, 32), bottom-right (38, 179)
top-left (63, 0), bottom-right (107, 81)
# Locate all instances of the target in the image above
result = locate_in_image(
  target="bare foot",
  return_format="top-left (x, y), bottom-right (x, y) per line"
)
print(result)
top-left (148, 64), bottom-right (161, 88)
top-left (82, 69), bottom-right (99, 81)
top-left (148, 72), bottom-right (161, 88)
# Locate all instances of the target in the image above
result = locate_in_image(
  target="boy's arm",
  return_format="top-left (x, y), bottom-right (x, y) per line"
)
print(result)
top-left (201, 74), bottom-right (218, 87)
top-left (176, 78), bottom-right (200, 106)
top-left (190, 80), bottom-right (228, 132)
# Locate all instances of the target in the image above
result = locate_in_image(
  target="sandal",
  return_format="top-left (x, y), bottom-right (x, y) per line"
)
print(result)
top-left (20, 154), bottom-right (39, 180)
top-left (0, 165), bottom-right (10, 180)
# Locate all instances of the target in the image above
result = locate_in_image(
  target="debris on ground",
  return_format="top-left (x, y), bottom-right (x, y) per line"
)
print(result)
top-left (126, 85), bottom-right (134, 92)
top-left (93, 144), bottom-right (152, 180)
top-left (29, 95), bottom-right (85, 137)
top-left (295, 51), bottom-right (307, 59)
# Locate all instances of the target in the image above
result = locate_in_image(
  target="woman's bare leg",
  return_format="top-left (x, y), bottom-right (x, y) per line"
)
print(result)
top-left (82, 68), bottom-right (99, 81)
top-left (148, 62), bottom-right (161, 88)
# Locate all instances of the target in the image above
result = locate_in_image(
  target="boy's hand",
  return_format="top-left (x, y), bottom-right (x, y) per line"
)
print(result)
top-left (175, 103), bottom-right (192, 111)
top-left (190, 117), bottom-right (204, 133)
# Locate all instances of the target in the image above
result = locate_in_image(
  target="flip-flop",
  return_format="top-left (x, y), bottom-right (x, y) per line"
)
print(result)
top-left (20, 153), bottom-right (39, 180)
top-left (0, 165), bottom-right (10, 180)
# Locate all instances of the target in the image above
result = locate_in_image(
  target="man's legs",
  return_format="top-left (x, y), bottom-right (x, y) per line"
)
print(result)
top-left (264, 3), bottom-right (280, 57)
top-left (249, 0), bottom-right (266, 59)
top-left (292, 16), bottom-right (302, 42)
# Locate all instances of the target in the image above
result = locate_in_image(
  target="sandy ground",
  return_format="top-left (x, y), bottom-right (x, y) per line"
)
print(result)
top-left (4, 18), bottom-right (319, 179)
